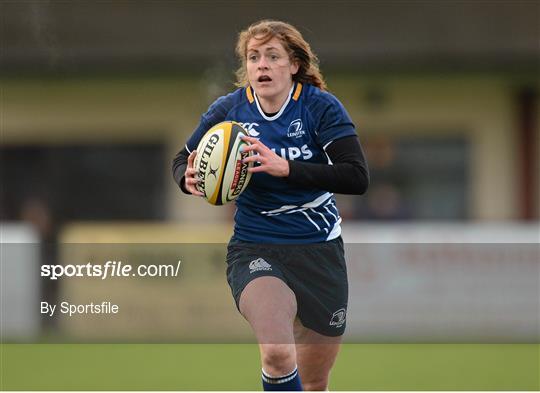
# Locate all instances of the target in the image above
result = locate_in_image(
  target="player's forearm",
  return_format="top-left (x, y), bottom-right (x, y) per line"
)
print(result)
top-left (287, 160), bottom-right (369, 194)
top-left (286, 135), bottom-right (369, 195)
top-left (172, 147), bottom-right (191, 194)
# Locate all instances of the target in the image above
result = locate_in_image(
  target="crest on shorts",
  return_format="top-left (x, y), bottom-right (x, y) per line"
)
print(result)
top-left (329, 308), bottom-right (347, 328)
top-left (249, 258), bottom-right (272, 273)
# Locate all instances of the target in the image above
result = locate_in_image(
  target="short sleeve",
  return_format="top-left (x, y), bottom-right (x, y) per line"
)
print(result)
top-left (185, 95), bottom-right (233, 152)
top-left (314, 93), bottom-right (357, 148)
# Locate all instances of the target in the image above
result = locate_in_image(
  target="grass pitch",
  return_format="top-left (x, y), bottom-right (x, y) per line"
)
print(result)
top-left (1, 344), bottom-right (538, 390)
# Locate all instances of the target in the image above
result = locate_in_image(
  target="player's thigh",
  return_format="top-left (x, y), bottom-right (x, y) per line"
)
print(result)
top-left (239, 275), bottom-right (297, 343)
top-left (293, 318), bottom-right (342, 388)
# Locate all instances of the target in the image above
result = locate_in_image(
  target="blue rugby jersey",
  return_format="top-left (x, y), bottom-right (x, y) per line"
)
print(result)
top-left (185, 82), bottom-right (357, 243)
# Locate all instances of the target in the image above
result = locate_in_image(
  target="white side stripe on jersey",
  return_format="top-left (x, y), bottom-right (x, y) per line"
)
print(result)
top-left (326, 217), bottom-right (342, 240)
top-left (185, 144), bottom-right (192, 154)
top-left (261, 192), bottom-right (333, 216)
top-left (322, 141), bottom-right (333, 151)
top-left (261, 192), bottom-right (336, 234)
top-left (301, 210), bottom-right (320, 231)
top-left (322, 141), bottom-right (334, 164)
top-left (324, 199), bottom-right (341, 221)
top-left (310, 208), bottom-right (330, 227)
top-left (324, 205), bottom-right (338, 221)
top-left (325, 192), bottom-right (342, 240)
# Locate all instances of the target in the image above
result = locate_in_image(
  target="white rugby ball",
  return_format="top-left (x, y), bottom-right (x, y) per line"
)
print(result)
top-left (193, 121), bottom-right (253, 205)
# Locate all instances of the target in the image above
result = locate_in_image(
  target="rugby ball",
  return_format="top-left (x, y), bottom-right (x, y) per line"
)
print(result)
top-left (193, 121), bottom-right (253, 205)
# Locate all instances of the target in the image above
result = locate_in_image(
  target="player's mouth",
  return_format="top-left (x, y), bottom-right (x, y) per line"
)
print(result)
top-left (257, 75), bottom-right (272, 84)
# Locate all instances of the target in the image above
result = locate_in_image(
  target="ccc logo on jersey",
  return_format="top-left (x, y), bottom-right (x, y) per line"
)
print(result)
top-left (238, 122), bottom-right (260, 137)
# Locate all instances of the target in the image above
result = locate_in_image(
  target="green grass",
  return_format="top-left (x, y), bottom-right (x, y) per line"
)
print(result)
top-left (1, 344), bottom-right (538, 390)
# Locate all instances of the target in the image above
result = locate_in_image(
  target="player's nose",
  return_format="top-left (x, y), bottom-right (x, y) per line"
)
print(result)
top-left (257, 56), bottom-right (269, 69)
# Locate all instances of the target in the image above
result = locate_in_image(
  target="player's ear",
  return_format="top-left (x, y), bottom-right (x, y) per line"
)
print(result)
top-left (290, 60), bottom-right (300, 76)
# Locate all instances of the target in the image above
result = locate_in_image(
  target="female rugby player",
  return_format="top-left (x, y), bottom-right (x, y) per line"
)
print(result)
top-left (173, 20), bottom-right (369, 391)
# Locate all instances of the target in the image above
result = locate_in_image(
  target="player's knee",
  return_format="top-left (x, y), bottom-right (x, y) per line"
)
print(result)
top-left (302, 377), bottom-right (329, 391)
top-left (261, 344), bottom-right (296, 375)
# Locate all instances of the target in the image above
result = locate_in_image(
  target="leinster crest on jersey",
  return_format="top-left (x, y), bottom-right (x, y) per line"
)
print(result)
top-left (287, 119), bottom-right (306, 138)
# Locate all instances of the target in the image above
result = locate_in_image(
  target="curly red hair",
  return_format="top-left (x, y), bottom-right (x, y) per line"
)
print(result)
top-left (235, 20), bottom-right (327, 91)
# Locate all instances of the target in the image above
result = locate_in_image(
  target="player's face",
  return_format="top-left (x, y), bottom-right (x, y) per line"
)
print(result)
top-left (246, 37), bottom-right (299, 104)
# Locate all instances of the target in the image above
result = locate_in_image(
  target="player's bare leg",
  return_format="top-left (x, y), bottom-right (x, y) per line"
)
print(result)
top-left (239, 276), bottom-right (298, 376)
top-left (293, 318), bottom-right (342, 391)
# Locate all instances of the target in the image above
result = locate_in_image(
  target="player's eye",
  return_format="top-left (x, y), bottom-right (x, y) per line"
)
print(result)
top-left (269, 54), bottom-right (279, 61)
top-left (248, 54), bottom-right (258, 62)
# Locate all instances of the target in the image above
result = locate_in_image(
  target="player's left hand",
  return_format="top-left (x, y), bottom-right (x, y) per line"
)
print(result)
top-left (240, 136), bottom-right (290, 177)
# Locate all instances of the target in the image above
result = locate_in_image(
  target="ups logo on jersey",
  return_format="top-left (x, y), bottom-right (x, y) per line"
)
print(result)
top-left (271, 145), bottom-right (313, 161)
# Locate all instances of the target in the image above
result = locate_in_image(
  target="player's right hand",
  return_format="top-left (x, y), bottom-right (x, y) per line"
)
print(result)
top-left (184, 150), bottom-right (204, 197)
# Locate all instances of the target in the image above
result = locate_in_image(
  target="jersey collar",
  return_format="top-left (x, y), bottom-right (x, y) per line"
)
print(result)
top-left (246, 82), bottom-right (303, 121)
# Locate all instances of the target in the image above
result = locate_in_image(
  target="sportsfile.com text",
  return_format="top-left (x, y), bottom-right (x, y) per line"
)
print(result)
top-left (40, 260), bottom-right (182, 280)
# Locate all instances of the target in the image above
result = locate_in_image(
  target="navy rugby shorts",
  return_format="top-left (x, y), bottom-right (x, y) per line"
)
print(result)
top-left (226, 236), bottom-right (348, 337)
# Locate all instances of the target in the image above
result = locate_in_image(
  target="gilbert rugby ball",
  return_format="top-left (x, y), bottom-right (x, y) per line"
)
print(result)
top-left (193, 121), bottom-right (253, 205)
